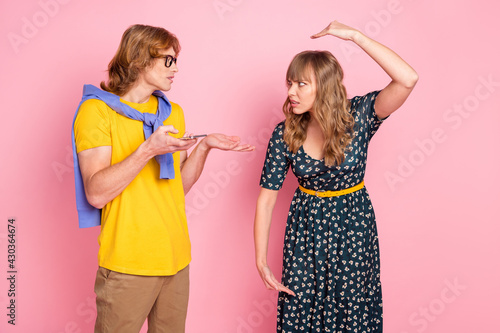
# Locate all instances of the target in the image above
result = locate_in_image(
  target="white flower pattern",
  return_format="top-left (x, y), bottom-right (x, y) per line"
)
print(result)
top-left (260, 91), bottom-right (384, 332)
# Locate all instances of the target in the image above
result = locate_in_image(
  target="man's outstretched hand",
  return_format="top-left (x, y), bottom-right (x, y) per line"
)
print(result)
top-left (201, 133), bottom-right (255, 152)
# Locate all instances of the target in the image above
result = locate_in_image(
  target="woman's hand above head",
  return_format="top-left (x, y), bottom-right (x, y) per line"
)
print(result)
top-left (310, 19), bottom-right (419, 119)
top-left (310, 20), bottom-right (360, 41)
top-left (257, 264), bottom-right (296, 296)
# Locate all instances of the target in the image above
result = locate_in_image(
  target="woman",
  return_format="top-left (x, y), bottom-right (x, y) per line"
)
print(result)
top-left (254, 21), bottom-right (418, 332)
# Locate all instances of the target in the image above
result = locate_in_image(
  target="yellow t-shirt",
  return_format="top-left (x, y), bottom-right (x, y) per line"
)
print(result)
top-left (74, 96), bottom-right (190, 276)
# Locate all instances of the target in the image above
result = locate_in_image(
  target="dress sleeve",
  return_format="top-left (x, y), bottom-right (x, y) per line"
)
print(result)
top-left (351, 90), bottom-right (385, 141)
top-left (259, 122), bottom-right (290, 190)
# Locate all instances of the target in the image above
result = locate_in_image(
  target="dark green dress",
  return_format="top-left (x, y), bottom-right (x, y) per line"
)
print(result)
top-left (260, 91), bottom-right (384, 332)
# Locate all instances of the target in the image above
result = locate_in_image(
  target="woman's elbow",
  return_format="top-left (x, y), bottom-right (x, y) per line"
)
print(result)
top-left (404, 71), bottom-right (419, 90)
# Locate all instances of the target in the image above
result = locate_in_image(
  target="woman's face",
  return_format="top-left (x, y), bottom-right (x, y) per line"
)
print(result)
top-left (286, 68), bottom-right (317, 115)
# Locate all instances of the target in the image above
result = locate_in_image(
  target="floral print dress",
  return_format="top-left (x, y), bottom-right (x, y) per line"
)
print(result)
top-left (260, 91), bottom-right (384, 332)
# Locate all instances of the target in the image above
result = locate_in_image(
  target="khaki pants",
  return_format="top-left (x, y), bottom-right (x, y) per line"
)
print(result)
top-left (94, 265), bottom-right (189, 333)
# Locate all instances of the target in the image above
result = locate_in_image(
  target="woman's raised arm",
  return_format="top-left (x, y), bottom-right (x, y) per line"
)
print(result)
top-left (311, 20), bottom-right (419, 119)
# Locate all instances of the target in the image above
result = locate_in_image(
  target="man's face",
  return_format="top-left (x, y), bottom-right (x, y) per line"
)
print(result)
top-left (141, 46), bottom-right (178, 92)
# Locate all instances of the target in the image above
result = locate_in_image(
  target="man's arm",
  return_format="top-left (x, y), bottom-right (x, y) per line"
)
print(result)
top-left (180, 133), bottom-right (254, 194)
top-left (79, 125), bottom-right (196, 209)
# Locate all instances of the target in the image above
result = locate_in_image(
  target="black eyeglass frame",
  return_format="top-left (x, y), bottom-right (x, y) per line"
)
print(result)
top-left (157, 55), bottom-right (177, 68)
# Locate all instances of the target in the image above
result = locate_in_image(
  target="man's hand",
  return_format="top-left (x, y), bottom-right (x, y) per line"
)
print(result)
top-left (200, 133), bottom-right (255, 152)
top-left (143, 125), bottom-right (198, 159)
top-left (180, 133), bottom-right (254, 193)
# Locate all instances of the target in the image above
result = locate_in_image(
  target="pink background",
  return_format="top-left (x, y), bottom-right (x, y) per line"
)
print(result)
top-left (1, 0), bottom-right (499, 332)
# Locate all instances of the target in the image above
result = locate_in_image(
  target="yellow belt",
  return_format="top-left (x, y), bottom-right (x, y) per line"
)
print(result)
top-left (299, 181), bottom-right (365, 197)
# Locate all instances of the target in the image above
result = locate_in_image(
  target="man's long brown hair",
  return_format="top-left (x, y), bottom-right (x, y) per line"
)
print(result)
top-left (283, 51), bottom-right (354, 166)
top-left (101, 24), bottom-right (180, 96)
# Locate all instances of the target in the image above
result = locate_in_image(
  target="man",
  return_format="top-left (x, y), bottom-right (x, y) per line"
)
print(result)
top-left (72, 24), bottom-right (253, 332)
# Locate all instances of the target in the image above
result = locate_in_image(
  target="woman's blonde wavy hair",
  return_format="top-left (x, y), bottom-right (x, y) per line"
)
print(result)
top-left (283, 50), bottom-right (353, 166)
top-left (101, 24), bottom-right (180, 96)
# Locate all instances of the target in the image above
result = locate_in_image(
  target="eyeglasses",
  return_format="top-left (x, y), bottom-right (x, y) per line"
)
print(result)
top-left (158, 55), bottom-right (177, 68)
